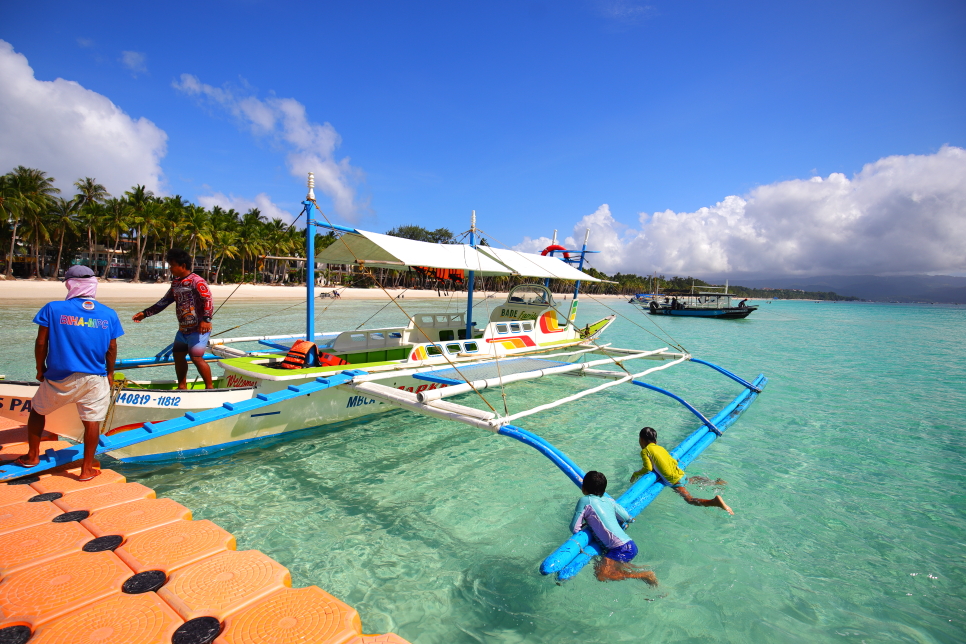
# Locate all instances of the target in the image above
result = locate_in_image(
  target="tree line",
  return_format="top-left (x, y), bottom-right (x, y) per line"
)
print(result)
top-left (1, 165), bottom-right (857, 299)
top-left (0, 166), bottom-right (333, 283)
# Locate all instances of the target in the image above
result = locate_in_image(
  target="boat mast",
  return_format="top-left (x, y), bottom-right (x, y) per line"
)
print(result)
top-left (304, 173), bottom-right (316, 342)
top-left (572, 228), bottom-right (590, 301)
top-left (544, 229), bottom-right (557, 289)
top-left (464, 210), bottom-right (476, 342)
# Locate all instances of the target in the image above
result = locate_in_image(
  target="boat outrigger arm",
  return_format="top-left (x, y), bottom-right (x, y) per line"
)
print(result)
top-left (0, 172), bottom-right (766, 582)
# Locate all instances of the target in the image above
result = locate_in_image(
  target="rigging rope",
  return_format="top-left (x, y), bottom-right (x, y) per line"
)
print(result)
top-left (311, 199), bottom-right (499, 414)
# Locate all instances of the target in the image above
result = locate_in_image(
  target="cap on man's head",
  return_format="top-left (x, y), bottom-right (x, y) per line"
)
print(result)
top-left (64, 265), bottom-right (95, 279)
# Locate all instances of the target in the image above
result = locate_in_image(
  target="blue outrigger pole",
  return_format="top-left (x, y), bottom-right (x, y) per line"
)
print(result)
top-left (304, 173), bottom-right (317, 342)
top-left (465, 210), bottom-right (476, 342)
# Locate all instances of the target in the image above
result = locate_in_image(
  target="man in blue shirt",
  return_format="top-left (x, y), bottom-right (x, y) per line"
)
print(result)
top-left (15, 265), bottom-right (124, 481)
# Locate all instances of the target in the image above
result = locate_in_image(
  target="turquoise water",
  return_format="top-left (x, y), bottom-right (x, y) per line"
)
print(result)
top-left (2, 295), bottom-right (964, 643)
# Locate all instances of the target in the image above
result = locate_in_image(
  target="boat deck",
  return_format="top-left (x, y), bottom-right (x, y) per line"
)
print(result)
top-left (0, 417), bottom-right (411, 644)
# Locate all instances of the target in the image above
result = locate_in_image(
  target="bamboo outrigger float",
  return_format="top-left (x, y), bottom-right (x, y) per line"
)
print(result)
top-left (0, 174), bottom-right (765, 579)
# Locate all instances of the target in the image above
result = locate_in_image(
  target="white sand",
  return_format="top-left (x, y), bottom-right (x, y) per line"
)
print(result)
top-left (0, 278), bottom-right (631, 304)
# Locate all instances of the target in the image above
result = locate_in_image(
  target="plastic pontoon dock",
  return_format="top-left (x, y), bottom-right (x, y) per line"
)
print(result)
top-left (0, 419), bottom-right (411, 644)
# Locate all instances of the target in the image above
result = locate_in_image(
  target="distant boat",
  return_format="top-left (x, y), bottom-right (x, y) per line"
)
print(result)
top-left (633, 283), bottom-right (757, 319)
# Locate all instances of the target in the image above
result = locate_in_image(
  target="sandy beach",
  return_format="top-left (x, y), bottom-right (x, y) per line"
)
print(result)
top-left (0, 278), bottom-right (631, 304)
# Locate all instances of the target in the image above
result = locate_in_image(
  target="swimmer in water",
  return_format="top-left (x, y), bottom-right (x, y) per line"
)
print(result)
top-left (571, 471), bottom-right (658, 584)
top-left (631, 426), bottom-right (734, 515)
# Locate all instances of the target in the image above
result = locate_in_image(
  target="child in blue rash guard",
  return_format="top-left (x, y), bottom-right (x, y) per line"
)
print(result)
top-left (571, 471), bottom-right (658, 584)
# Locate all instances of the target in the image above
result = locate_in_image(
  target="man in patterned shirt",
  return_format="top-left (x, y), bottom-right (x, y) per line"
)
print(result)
top-left (133, 248), bottom-right (215, 389)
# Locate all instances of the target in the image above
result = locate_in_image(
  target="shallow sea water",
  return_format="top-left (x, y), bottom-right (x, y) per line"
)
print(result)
top-left (2, 294), bottom-right (964, 643)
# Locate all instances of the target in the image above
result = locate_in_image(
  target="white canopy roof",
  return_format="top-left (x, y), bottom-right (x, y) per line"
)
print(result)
top-left (315, 230), bottom-right (512, 275)
top-left (315, 229), bottom-right (601, 282)
top-left (477, 246), bottom-right (601, 282)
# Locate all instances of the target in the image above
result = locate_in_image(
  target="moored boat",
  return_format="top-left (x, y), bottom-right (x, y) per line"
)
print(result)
top-left (635, 284), bottom-right (758, 319)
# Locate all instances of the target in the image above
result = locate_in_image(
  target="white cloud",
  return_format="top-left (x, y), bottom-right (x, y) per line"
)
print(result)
top-left (120, 51), bottom-right (147, 76)
top-left (174, 73), bottom-right (365, 220)
top-left (76, 38), bottom-right (94, 49)
top-left (0, 40), bottom-right (168, 195)
top-left (516, 146), bottom-right (966, 277)
top-left (196, 192), bottom-right (295, 224)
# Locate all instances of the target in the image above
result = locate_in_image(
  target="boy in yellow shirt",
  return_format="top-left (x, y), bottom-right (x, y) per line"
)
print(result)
top-left (630, 426), bottom-right (733, 515)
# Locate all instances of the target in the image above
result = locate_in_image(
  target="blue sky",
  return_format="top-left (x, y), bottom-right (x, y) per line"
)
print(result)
top-left (2, 1), bottom-right (964, 277)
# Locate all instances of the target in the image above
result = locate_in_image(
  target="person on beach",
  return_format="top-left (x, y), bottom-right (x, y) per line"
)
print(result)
top-left (132, 248), bottom-right (214, 389)
top-left (571, 471), bottom-right (658, 584)
top-left (630, 426), bottom-right (734, 515)
top-left (15, 265), bottom-right (124, 481)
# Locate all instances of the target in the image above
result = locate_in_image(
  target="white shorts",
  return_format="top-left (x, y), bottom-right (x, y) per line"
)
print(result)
top-left (33, 373), bottom-right (111, 423)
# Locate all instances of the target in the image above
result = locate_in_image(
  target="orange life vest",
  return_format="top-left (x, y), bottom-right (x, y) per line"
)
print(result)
top-left (318, 352), bottom-right (348, 367)
top-left (280, 340), bottom-right (319, 369)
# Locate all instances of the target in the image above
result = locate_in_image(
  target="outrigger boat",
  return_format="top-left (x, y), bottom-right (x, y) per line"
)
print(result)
top-left (635, 283), bottom-right (758, 319)
top-left (1, 174), bottom-right (765, 578)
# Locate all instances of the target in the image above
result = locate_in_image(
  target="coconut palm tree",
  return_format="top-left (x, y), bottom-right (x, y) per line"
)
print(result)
top-left (73, 177), bottom-right (109, 273)
top-left (48, 197), bottom-right (80, 279)
top-left (6, 167), bottom-right (60, 278)
top-left (74, 178), bottom-right (110, 210)
top-left (123, 184), bottom-right (155, 281)
top-left (212, 229), bottom-right (240, 284)
top-left (99, 198), bottom-right (131, 278)
top-left (237, 208), bottom-right (266, 281)
top-left (0, 174), bottom-right (17, 279)
top-left (182, 204), bottom-right (212, 272)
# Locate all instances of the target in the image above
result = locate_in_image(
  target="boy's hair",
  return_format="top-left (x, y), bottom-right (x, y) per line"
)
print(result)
top-left (166, 248), bottom-right (192, 268)
top-left (582, 470), bottom-right (607, 496)
top-left (639, 426), bottom-right (658, 444)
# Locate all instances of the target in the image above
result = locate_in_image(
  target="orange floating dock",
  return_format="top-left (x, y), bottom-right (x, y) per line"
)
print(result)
top-left (0, 420), bottom-right (412, 644)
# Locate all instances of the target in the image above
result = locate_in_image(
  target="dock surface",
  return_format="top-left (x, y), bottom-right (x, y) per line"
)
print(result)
top-left (0, 419), bottom-right (411, 644)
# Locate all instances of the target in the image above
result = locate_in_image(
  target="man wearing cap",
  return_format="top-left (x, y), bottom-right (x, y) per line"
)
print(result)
top-left (15, 265), bottom-right (124, 481)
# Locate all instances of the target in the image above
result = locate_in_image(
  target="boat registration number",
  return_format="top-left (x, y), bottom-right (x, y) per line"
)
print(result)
top-left (116, 393), bottom-right (182, 407)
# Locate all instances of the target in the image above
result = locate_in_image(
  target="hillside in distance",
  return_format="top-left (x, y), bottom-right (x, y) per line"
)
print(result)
top-left (718, 275), bottom-right (966, 303)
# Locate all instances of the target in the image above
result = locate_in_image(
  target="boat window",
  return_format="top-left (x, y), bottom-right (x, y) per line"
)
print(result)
top-left (389, 332), bottom-right (403, 339)
top-left (370, 332), bottom-right (385, 341)
top-left (450, 314), bottom-right (462, 323)
top-left (419, 315), bottom-right (435, 325)
top-left (446, 343), bottom-right (462, 354)
top-left (506, 284), bottom-right (554, 306)
top-left (522, 322), bottom-right (533, 332)
top-left (439, 329), bottom-right (455, 341)
top-left (436, 315), bottom-right (449, 324)
top-left (510, 323), bottom-right (521, 333)
top-left (350, 333), bottom-right (366, 342)
top-left (496, 323), bottom-right (508, 334)
top-left (463, 342), bottom-right (479, 352)
top-left (426, 345), bottom-right (442, 356)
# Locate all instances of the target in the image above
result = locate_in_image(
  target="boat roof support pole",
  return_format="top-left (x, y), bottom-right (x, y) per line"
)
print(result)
top-left (465, 211), bottom-right (476, 343)
top-left (498, 424), bottom-right (585, 487)
top-left (689, 358), bottom-right (762, 392)
top-left (572, 228), bottom-right (590, 301)
top-left (631, 379), bottom-right (721, 435)
top-left (304, 173), bottom-right (316, 343)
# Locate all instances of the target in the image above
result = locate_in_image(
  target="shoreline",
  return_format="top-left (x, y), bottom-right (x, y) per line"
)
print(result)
top-left (0, 278), bottom-right (632, 304)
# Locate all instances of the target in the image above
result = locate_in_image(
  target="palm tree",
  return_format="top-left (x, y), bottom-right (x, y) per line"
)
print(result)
top-left (182, 204), bottom-right (212, 272)
top-left (212, 229), bottom-right (239, 284)
top-left (237, 208), bottom-right (266, 281)
top-left (6, 167), bottom-right (60, 278)
top-left (48, 197), bottom-right (80, 279)
top-left (123, 184), bottom-right (154, 281)
top-left (74, 178), bottom-right (110, 210)
top-left (129, 198), bottom-right (161, 282)
top-left (0, 174), bottom-right (16, 279)
top-left (99, 198), bottom-right (131, 278)
top-left (73, 178), bottom-right (109, 274)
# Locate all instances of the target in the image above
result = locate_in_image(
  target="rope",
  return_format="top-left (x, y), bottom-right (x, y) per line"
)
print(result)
top-left (471, 227), bottom-right (658, 375)
top-left (311, 199), bottom-right (498, 414)
top-left (354, 289), bottom-right (409, 330)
